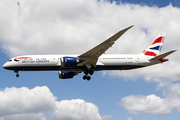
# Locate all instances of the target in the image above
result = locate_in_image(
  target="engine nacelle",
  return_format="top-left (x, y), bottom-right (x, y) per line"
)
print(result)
top-left (60, 57), bottom-right (79, 68)
top-left (58, 71), bottom-right (76, 79)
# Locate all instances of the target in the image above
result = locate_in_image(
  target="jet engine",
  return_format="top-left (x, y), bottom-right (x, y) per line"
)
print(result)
top-left (60, 57), bottom-right (79, 68)
top-left (58, 71), bottom-right (76, 79)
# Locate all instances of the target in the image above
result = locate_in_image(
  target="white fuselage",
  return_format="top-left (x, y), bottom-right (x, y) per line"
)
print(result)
top-left (3, 54), bottom-right (161, 72)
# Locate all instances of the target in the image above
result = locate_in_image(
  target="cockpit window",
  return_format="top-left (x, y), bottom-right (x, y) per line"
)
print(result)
top-left (8, 60), bottom-right (12, 62)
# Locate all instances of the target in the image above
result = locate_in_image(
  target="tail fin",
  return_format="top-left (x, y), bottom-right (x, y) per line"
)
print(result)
top-left (143, 33), bottom-right (165, 57)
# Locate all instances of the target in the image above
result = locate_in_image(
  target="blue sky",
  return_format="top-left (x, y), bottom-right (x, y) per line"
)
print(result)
top-left (1, 0), bottom-right (180, 120)
top-left (110, 0), bottom-right (180, 7)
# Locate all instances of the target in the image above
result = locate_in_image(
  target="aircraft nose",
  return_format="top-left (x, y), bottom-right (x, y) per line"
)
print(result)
top-left (3, 63), bottom-right (6, 69)
top-left (3, 62), bottom-right (9, 69)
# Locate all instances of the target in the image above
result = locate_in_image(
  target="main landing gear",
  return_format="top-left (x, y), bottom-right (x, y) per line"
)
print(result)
top-left (83, 70), bottom-right (94, 81)
top-left (83, 75), bottom-right (91, 81)
top-left (14, 70), bottom-right (19, 77)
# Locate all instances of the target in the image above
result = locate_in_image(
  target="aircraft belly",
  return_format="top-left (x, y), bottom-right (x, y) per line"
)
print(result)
top-left (97, 59), bottom-right (147, 70)
top-left (6, 64), bottom-right (145, 72)
top-left (94, 65), bottom-right (145, 70)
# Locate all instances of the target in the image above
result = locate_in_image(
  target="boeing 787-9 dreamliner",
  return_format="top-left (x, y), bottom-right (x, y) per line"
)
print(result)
top-left (3, 26), bottom-right (176, 80)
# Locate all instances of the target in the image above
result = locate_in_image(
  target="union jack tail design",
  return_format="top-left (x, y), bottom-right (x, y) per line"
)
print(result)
top-left (143, 33), bottom-right (165, 57)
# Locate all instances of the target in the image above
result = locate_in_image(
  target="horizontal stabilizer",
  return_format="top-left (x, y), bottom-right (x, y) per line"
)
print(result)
top-left (150, 50), bottom-right (176, 61)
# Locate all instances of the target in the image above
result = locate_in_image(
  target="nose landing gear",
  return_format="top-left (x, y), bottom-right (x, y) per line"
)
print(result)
top-left (16, 73), bottom-right (19, 77)
top-left (14, 70), bottom-right (19, 77)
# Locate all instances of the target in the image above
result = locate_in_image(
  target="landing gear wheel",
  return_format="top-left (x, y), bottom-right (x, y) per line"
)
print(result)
top-left (83, 70), bottom-right (93, 80)
top-left (83, 75), bottom-right (87, 80)
top-left (87, 76), bottom-right (91, 81)
top-left (16, 74), bottom-right (19, 77)
top-left (83, 75), bottom-right (91, 81)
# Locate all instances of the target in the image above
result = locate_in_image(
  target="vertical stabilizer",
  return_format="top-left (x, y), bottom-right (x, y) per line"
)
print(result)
top-left (143, 33), bottom-right (165, 57)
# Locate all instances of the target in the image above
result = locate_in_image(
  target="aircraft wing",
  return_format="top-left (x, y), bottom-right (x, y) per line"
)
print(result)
top-left (77, 25), bottom-right (133, 68)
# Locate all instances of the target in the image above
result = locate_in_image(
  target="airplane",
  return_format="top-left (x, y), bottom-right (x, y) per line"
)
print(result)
top-left (3, 25), bottom-right (176, 80)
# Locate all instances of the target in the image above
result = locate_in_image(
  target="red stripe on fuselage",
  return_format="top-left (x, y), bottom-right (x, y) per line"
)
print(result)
top-left (14, 57), bottom-right (32, 60)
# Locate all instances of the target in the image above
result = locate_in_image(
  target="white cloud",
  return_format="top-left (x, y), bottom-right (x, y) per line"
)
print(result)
top-left (103, 61), bottom-right (180, 83)
top-left (162, 83), bottom-right (180, 111)
top-left (1, 0), bottom-right (178, 56)
top-left (119, 83), bottom-right (180, 115)
top-left (0, 86), bottom-right (56, 117)
top-left (102, 115), bottom-right (114, 119)
top-left (0, 86), bottom-right (102, 120)
top-left (119, 94), bottom-right (170, 115)
top-left (51, 99), bottom-right (102, 120)
top-left (127, 117), bottom-right (133, 120)
top-left (0, 113), bottom-right (47, 120)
